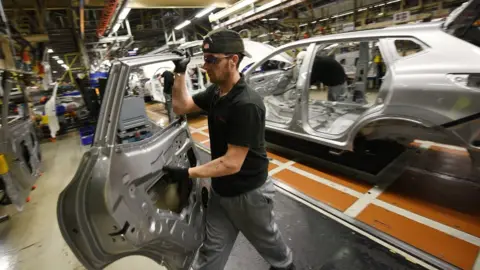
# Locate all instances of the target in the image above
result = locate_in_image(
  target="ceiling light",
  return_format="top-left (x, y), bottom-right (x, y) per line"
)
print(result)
top-left (269, 18), bottom-right (278, 21)
top-left (338, 11), bottom-right (353, 17)
top-left (387, 0), bottom-right (401, 4)
top-left (53, 71), bottom-right (57, 74)
top-left (134, 47), bottom-right (139, 51)
top-left (103, 44), bottom-right (107, 47)
top-left (112, 23), bottom-right (121, 33)
top-left (175, 20), bottom-right (191, 30)
top-left (195, 5), bottom-right (217, 18)
top-left (299, 23), bottom-right (307, 27)
top-left (57, 60), bottom-right (64, 64)
top-left (374, 3), bottom-right (385, 7)
top-left (118, 7), bottom-right (131, 20)
top-left (378, 12), bottom-right (384, 16)
top-left (48, 49), bottom-right (54, 53)
top-left (311, 21), bottom-right (317, 24)
top-left (52, 55), bottom-right (59, 59)
top-left (358, 8), bottom-right (367, 12)
top-left (319, 18), bottom-right (328, 22)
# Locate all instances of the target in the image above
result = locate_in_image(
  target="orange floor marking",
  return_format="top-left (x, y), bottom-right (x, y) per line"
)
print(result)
top-left (268, 163), bottom-right (279, 171)
top-left (293, 162), bottom-right (372, 193)
top-left (192, 133), bottom-right (209, 143)
top-left (275, 169), bottom-right (358, 211)
top-left (188, 117), bottom-right (208, 128)
top-left (357, 205), bottom-right (479, 270)
top-left (379, 171), bottom-right (480, 238)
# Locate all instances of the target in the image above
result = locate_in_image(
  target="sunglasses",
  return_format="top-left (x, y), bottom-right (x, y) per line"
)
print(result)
top-left (204, 55), bottom-right (233, 64)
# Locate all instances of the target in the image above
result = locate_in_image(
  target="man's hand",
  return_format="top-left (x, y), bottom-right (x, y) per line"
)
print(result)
top-left (163, 164), bottom-right (189, 183)
top-left (172, 49), bottom-right (190, 74)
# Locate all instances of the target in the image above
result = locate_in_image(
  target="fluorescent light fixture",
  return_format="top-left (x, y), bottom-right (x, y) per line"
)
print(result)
top-left (57, 60), bottom-right (64, 64)
top-left (103, 44), bottom-right (108, 47)
top-left (48, 49), bottom-right (54, 53)
top-left (53, 71), bottom-right (57, 73)
top-left (175, 20), bottom-right (191, 30)
top-left (339, 11), bottom-right (353, 17)
top-left (112, 23), bottom-right (121, 33)
top-left (269, 18), bottom-right (278, 21)
top-left (258, 33), bottom-right (268, 37)
top-left (134, 47), bottom-right (139, 51)
top-left (52, 55), bottom-right (59, 59)
top-left (387, 0), bottom-right (401, 4)
top-left (119, 7), bottom-right (131, 20)
top-left (195, 5), bottom-right (217, 18)
top-left (378, 12), bottom-right (384, 16)
top-left (319, 18), bottom-right (329, 22)
top-left (311, 21), bottom-right (317, 24)
top-left (358, 8), bottom-right (367, 11)
top-left (299, 23), bottom-right (307, 27)
top-left (209, 0), bottom-right (257, 21)
top-left (374, 3), bottom-right (385, 7)
top-left (62, 64), bottom-right (69, 70)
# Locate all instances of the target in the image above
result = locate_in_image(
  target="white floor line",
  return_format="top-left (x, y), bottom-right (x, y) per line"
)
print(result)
top-left (269, 159), bottom-right (285, 166)
top-left (344, 142), bottom-right (433, 218)
top-left (269, 161), bottom-right (295, 176)
top-left (286, 165), bottom-right (364, 198)
top-left (373, 199), bottom-right (480, 247)
top-left (473, 250), bottom-right (480, 270)
top-left (344, 176), bottom-right (399, 217)
top-left (275, 187), bottom-right (438, 270)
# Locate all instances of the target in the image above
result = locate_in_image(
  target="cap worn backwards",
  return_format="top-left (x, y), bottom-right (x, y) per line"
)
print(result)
top-left (202, 28), bottom-right (252, 58)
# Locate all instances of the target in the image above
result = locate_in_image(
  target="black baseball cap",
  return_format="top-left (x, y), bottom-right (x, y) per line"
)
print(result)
top-left (202, 28), bottom-right (252, 58)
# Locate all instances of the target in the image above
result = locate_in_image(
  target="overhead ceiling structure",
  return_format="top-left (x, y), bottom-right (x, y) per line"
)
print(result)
top-left (206, 0), bottom-right (467, 45)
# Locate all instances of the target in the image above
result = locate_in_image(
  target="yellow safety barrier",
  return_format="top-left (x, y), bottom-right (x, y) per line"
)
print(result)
top-left (0, 154), bottom-right (9, 174)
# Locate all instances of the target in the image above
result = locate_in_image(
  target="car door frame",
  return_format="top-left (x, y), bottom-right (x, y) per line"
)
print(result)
top-left (0, 74), bottom-right (42, 210)
top-left (58, 53), bottom-right (210, 270)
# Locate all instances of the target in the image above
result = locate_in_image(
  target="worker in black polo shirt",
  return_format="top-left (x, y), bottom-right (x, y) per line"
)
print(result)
top-left (163, 29), bottom-right (295, 270)
top-left (310, 55), bottom-right (348, 101)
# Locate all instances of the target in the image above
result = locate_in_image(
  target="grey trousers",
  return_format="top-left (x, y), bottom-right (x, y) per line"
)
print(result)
top-left (327, 82), bottom-right (347, 102)
top-left (191, 178), bottom-right (293, 270)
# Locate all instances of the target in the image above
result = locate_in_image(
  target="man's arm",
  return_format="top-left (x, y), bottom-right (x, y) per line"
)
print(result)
top-left (171, 73), bottom-right (202, 115)
top-left (188, 144), bottom-right (248, 178)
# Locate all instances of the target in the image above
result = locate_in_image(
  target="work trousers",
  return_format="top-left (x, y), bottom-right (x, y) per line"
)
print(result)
top-left (191, 178), bottom-right (293, 270)
top-left (327, 82), bottom-right (348, 102)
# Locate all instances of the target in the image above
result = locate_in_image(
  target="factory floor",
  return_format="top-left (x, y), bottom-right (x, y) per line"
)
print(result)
top-left (1, 113), bottom-right (479, 270)
top-left (0, 133), bottom-right (421, 270)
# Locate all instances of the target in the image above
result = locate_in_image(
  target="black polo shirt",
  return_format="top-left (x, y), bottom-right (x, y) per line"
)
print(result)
top-left (192, 76), bottom-right (269, 197)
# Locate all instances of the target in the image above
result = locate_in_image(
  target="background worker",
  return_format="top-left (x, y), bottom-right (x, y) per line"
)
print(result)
top-left (310, 55), bottom-right (348, 101)
top-left (163, 28), bottom-right (295, 270)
